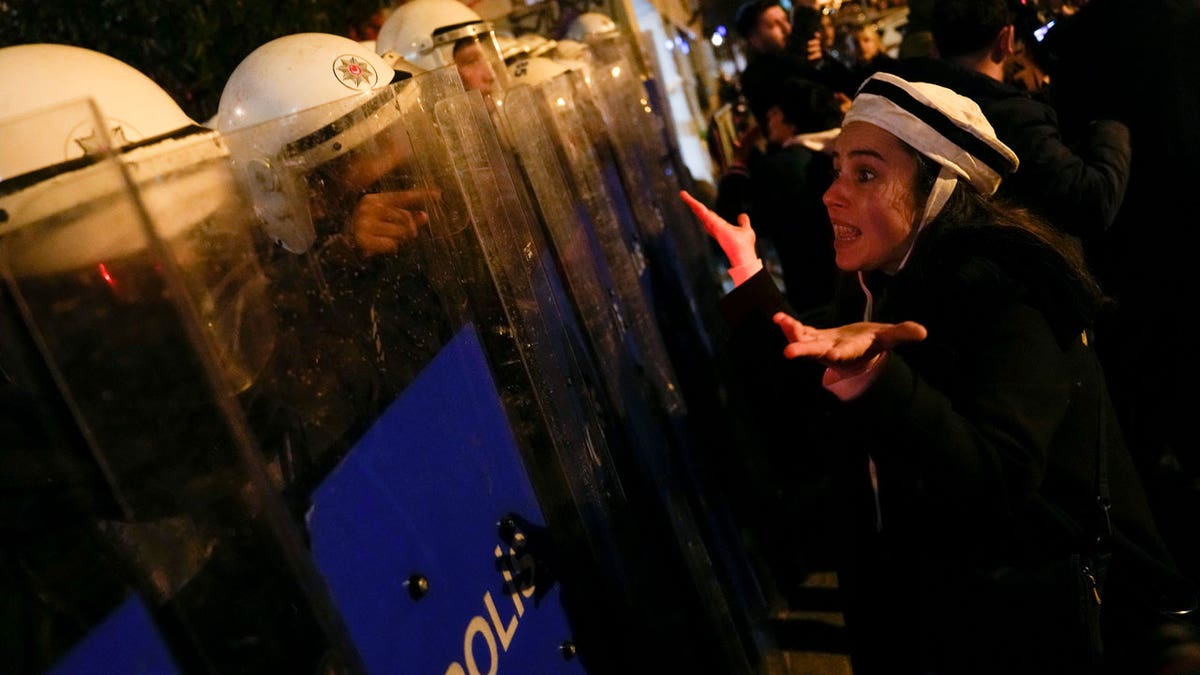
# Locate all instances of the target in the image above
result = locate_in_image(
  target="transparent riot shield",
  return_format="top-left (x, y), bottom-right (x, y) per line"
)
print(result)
top-left (531, 69), bottom-right (684, 417)
top-left (583, 57), bottom-right (718, 347)
top-left (582, 52), bottom-right (792, 660)
top-left (426, 85), bottom-right (631, 562)
top-left (582, 35), bottom-right (725, 332)
top-left (581, 57), bottom-right (738, 423)
top-left (502, 70), bottom-right (768, 673)
top-left (499, 84), bottom-right (649, 415)
top-left (419, 76), bottom-right (746, 671)
top-left (0, 99), bottom-right (359, 673)
top-left (221, 74), bottom-right (641, 673)
top-left (630, 32), bottom-right (724, 292)
top-left (221, 82), bottom-right (458, 478)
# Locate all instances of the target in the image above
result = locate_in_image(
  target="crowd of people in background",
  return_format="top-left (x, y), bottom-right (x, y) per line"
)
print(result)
top-left (706, 0), bottom-right (1200, 672)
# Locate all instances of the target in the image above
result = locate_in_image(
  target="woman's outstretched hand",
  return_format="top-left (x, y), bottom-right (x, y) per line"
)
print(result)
top-left (774, 312), bottom-right (928, 377)
top-left (679, 190), bottom-right (758, 268)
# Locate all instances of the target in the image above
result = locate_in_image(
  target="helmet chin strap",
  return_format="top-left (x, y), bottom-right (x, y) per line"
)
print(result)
top-left (856, 165), bottom-right (958, 320)
top-left (897, 165), bottom-right (958, 272)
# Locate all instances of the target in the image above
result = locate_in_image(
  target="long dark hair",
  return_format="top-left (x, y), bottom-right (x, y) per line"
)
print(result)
top-left (911, 152), bottom-right (1109, 323)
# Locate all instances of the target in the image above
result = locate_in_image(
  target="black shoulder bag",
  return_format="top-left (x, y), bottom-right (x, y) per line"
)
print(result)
top-left (981, 331), bottom-right (1111, 669)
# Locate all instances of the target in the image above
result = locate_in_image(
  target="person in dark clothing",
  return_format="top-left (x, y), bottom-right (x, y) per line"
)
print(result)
top-left (735, 0), bottom-right (857, 128)
top-left (682, 72), bottom-right (1189, 674)
top-left (788, 0), bottom-right (823, 52)
top-left (735, 0), bottom-right (806, 127)
top-left (843, 20), bottom-right (896, 87)
top-left (1043, 0), bottom-right (1200, 639)
top-left (906, 1), bottom-right (1200, 636)
top-left (897, 0), bottom-right (936, 58)
top-left (715, 76), bottom-right (844, 315)
top-left (879, 0), bottom-right (1132, 243)
top-left (787, 4), bottom-right (863, 97)
top-left (710, 77), bottom-right (847, 597)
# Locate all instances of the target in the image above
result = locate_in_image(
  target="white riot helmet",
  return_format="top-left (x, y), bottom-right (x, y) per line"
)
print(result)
top-left (375, 0), bottom-right (509, 93)
top-left (495, 33), bottom-right (524, 63)
top-left (218, 33), bottom-right (397, 136)
top-left (515, 34), bottom-right (558, 58)
top-left (0, 44), bottom-right (211, 236)
top-left (0, 44), bottom-right (198, 184)
top-left (565, 12), bottom-right (619, 42)
top-left (217, 33), bottom-right (408, 253)
top-left (508, 56), bottom-right (572, 89)
top-left (496, 33), bottom-right (555, 66)
top-left (553, 38), bottom-right (593, 62)
top-left (0, 46), bottom-right (274, 394)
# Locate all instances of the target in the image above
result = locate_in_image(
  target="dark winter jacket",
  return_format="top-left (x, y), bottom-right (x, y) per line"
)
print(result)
top-left (720, 213), bottom-right (1182, 673)
top-left (740, 51), bottom-right (859, 127)
top-left (882, 57), bottom-right (1131, 240)
top-left (739, 51), bottom-right (813, 127)
top-left (715, 138), bottom-right (837, 315)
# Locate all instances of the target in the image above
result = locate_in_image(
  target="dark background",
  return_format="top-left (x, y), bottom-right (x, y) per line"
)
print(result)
top-left (1, 0), bottom-right (387, 122)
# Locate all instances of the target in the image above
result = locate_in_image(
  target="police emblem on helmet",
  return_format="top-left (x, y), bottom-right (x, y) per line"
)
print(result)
top-left (333, 55), bottom-right (377, 89)
top-left (70, 123), bottom-right (131, 157)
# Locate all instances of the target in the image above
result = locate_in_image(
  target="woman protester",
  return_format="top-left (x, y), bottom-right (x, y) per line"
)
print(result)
top-left (681, 71), bottom-right (1194, 674)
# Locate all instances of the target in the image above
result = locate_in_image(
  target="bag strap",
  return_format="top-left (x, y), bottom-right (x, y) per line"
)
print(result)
top-left (1086, 329), bottom-right (1113, 560)
top-left (1084, 330), bottom-right (1197, 616)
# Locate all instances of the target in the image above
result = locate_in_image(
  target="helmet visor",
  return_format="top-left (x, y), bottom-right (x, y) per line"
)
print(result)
top-left (430, 22), bottom-right (510, 95)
